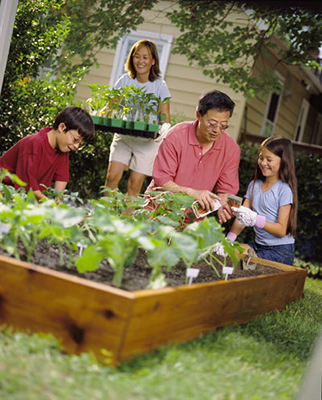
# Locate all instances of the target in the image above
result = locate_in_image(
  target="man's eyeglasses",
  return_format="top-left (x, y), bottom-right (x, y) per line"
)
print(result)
top-left (206, 121), bottom-right (229, 131)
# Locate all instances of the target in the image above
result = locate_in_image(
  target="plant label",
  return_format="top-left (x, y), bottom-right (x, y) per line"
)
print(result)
top-left (76, 242), bottom-right (88, 257)
top-left (222, 266), bottom-right (234, 281)
top-left (186, 268), bottom-right (200, 285)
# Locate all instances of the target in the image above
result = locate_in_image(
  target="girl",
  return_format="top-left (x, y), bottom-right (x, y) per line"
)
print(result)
top-left (227, 135), bottom-right (298, 265)
top-left (104, 39), bottom-right (171, 197)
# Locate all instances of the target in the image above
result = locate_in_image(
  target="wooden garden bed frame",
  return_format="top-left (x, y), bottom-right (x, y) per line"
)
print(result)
top-left (0, 254), bottom-right (306, 365)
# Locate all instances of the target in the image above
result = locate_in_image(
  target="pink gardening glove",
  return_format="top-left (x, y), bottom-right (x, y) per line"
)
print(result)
top-left (231, 206), bottom-right (266, 228)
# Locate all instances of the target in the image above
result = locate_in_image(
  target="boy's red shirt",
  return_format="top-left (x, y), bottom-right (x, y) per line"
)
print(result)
top-left (0, 127), bottom-right (69, 192)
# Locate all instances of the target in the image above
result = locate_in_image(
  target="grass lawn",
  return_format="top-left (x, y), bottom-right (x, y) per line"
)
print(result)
top-left (0, 277), bottom-right (321, 400)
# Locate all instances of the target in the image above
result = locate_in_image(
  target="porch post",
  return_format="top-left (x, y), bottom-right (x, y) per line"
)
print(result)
top-left (0, 0), bottom-right (19, 93)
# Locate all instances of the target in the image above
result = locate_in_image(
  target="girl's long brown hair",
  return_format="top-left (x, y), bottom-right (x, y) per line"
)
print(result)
top-left (249, 136), bottom-right (298, 237)
top-left (125, 39), bottom-right (161, 82)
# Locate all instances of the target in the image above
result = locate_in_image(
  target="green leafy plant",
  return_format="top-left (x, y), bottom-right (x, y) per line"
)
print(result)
top-left (0, 174), bottom-right (249, 289)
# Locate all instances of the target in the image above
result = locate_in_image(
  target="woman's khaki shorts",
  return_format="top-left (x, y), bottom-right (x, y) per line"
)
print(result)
top-left (109, 133), bottom-right (161, 176)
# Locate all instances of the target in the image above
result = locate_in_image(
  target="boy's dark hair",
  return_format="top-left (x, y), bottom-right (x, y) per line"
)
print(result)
top-left (197, 90), bottom-right (235, 117)
top-left (250, 135), bottom-right (298, 237)
top-left (125, 39), bottom-right (161, 82)
top-left (53, 106), bottom-right (94, 142)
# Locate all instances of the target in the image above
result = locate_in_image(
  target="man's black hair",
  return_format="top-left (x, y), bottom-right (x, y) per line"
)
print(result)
top-left (197, 90), bottom-right (235, 117)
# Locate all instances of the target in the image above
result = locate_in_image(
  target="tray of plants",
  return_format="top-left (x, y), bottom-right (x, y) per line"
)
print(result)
top-left (94, 123), bottom-right (160, 140)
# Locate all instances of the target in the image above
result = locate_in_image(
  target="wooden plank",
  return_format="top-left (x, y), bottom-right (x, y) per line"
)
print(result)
top-left (0, 255), bottom-right (134, 365)
top-left (119, 262), bottom-right (306, 361)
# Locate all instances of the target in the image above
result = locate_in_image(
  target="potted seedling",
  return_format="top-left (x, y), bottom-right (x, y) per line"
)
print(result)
top-left (85, 95), bottom-right (106, 125)
top-left (120, 85), bottom-right (137, 129)
top-left (87, 85), bottom-right (125, 127)
top-left (103, 87), bottom-right (125, 128)
top-left (143, 93), bottom-right (161, 133)
top-left (125, 86), bottom-right (148, 131)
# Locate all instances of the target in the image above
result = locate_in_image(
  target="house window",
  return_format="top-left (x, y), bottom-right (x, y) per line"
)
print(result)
top-left (261, 72), bottom-right (284, 137)
top-left (294, 99), bottom-right (310, 142)
top-left (109, 30), bottom-right (173, 86)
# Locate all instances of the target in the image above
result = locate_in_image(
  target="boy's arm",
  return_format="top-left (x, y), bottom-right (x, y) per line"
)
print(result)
top-left (54, 181), bottom-right (68, 192)
top-left (32, 181), bottom-right (67, 202)
top-left (33, 190), bottom-right (48, 201)
top-left (54, 181), bottom-right (68, 204)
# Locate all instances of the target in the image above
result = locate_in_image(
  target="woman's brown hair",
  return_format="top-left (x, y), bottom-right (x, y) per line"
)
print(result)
top-left (125, 39), bottom-right (161, 82)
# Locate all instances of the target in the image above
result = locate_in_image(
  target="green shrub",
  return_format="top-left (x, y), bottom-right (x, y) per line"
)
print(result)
top-left (68, 131), bottom-right (113, 200)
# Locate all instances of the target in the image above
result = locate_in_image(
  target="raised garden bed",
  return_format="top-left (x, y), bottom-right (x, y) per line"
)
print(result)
top-left (0, 249), bottom-right (306, 365)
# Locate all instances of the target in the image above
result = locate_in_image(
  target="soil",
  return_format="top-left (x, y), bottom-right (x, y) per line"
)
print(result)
top-left (0, 240), bottom-right (283, 291)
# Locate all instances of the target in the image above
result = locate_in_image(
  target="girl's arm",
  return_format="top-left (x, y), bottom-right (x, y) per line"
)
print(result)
top-left (160, 101), bottom-right (171, 124)
top-left (232, 199), bottom-right (291, 238)
top-left (262, 204), bottom-right (291, 237)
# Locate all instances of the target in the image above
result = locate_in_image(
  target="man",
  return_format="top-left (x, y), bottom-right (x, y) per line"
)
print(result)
top-left (146, 90), bottom-right (240, 224)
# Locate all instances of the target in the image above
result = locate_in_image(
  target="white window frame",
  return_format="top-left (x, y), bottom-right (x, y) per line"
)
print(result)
top-left (311, 113), bottom-right (322, 145)
top-left (294, 99), bottom-right (310, 142)
top-left (260, 71), bottom-right (284, 137)
top-left (109, 30), bottom-right (173, 86)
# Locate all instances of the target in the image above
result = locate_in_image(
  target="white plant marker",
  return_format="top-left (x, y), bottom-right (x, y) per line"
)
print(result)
top-left (76, 242), bottom-right (88, 256)
top-left (222, 266), bottom-right (234, 281)
top-left (0, 222), bottom-right (11, 237)
top-left (186, 268), bottom-right (200, 285)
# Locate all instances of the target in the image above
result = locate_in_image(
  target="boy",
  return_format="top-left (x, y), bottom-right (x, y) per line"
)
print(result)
top-left (0, 106), bottom-right (94, 201)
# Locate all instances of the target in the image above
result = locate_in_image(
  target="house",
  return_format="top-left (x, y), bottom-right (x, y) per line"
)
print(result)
top-left (75, 1), bottom-right (322, 147)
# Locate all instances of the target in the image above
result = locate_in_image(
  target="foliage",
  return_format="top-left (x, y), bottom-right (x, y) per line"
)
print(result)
top-left (0, 277), bottom-right (321, 399)
top-left (0, 180), bottom-right (237, 288)
top-left (57, 0), bottom-right (156, 75)
top-left (165, 1), bottom-right (322, 98)
top-left (294, 258), bottom-right (322, 278)
top-left (68, 130), bottom-right (113, 200)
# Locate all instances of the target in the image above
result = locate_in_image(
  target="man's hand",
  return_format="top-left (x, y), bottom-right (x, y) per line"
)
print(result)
top-left (190, 189), bottom-right (221, 212)
top-left (231, 206), bottom-right (266, 228)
